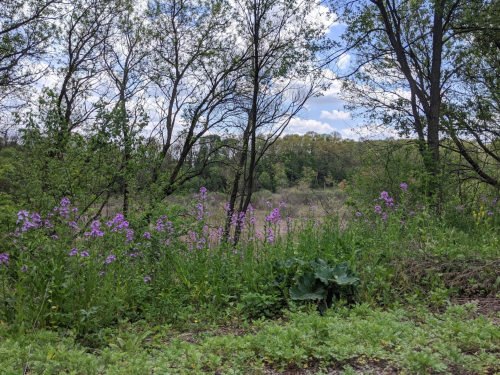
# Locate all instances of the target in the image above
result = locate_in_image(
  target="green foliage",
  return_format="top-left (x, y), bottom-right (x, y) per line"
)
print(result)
top-left (273, 258), bottom-right (359, 313)
top-left (1, 304), bottom-right (499, 374)
top-left (237, 291), bottom-right (283, 319)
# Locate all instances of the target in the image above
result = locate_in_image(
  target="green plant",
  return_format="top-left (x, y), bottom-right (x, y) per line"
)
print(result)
top-left (237, 292), bottom-right (283, 319)
top-left (273, 258), bottom-right (360, 314)
top-left (108, 330), bottom-right (152, 353)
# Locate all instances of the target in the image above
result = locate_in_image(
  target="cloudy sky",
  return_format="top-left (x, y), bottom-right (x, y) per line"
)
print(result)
top-left (283, 21), bottom-right (362, 138)
top-left (284, 18), bottom-right (399, 140)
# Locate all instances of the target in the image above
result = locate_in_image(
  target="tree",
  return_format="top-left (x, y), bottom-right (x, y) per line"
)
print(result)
top-left (146, 0), bottom-right (247, 205)
top-left (439, 0), bottom-right (500, 189)
top-left (334, 0), bottom-right (487, 199)
top-left (224, 0), bottom-right (330, 240)
top-left (102, 5), bottom-right (150, 216)
top-left (0, 0), bottom-right (59, 111)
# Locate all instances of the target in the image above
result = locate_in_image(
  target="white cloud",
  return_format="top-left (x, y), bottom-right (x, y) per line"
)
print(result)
top-left (341, 124), bottom-right (401, 140)
top-left (320, 109), bottom-right (351, 120)
top-left (286, 118), bottom-right (336, 134)
top-left (305, 2), bottom-right (337, 35)
top-left (308, 71), bottom-right (344, 106)
top-left (337, 53), bottom-right (350, 70)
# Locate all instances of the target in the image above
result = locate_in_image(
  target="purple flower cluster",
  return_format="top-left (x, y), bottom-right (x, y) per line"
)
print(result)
top-left (104, 254), bottom-right (116, 264)
top-left (0, 253), bottom-right (9, 265)
top-left (153, 217), bottom-right (174, 237)
top-left (15, 211), bottom-right (43, 232)
top-left (379, 191), bottom-right (394, 208)
top-left (106, 214), bottom-right (129, 232)
top-left (69, 248), bottom-right (79, 256)
top-left (193, 187), bottom-right (211, 221)
top-left (266, 229), bottom-right (275, 243)
top-left (266, 208), bottom-right (281, 224)
top-left (84, 220), bottom-right (104, 237)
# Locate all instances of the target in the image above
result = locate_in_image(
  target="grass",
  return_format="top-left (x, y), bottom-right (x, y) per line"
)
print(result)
top-left (1, 303), bottom-right (499, 374)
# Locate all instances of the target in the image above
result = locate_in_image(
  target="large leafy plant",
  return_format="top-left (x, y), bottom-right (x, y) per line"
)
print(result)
top-left (272, 258), bottom-right (360, 314)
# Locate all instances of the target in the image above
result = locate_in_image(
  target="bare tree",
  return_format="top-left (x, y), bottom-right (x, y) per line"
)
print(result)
top-left (102, 7), bottom-right (150, 216)
top-left (43, 0), bottom-right (124, 143)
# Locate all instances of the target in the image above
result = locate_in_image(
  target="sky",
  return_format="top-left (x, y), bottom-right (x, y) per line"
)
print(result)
top-left (284, 22), bottom-right (361, 138)
top-left (284, 19), bottom-right (397, 140)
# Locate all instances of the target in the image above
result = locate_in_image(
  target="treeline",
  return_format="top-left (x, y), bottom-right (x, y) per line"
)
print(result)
top-left (1, 0), bottom-right (500, 230)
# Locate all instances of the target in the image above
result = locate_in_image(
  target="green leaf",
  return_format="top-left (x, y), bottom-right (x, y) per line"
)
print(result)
top-left (307, 258), bottom-right (328, 271)
top-left (289, 273), bottom-right (327, 300)
top-left (314, 267), bottom-right (335, 285)
top-left (329, 263), bottom-right (359, 285)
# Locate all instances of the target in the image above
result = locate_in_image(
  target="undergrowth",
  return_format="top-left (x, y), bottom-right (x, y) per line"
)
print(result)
top-left (1, 304), bottom-right (499, 374)
top-left (0, 185), bottom-right (500, 373)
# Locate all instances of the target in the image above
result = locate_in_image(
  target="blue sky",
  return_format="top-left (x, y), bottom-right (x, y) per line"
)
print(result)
top-left (284, 23), bottom-right (364, 138)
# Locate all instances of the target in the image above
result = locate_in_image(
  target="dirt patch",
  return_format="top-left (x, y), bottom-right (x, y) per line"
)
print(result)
top-left (453, 296), bottom-right (500, 318)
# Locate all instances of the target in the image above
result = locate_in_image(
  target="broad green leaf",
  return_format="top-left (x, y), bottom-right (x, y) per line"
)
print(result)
top-left (314, 267), bottom-right (335, 285)
top-left (289, 273), bottom-right (327, 300)
top-left (329, 263), bottom-right (359, 285)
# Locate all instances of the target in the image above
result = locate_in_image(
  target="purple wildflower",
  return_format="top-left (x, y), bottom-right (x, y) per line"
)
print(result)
top-left (143, 232), bottom-right (151, 239)
top-left (80, 251), bottom-right (89, 257)
top-left (355, 212), bottom-right (362, 217)
top-left (266, 208), bottom-right (281, 224)
top-left (266, 229), bottom-right (275, 243)
top-left (125, 229), bottom-right (134, 244)
top-left (84, 220), bottom-right (104, 237)
top-left (16, 210), bottom-right (29, 224)
top-left (68, 221), bottom-right (79, 230)
top-left (400, 183), bottom-right (408, 191)
top-left (104, 254), bottom-right (116, 264)
top-left (0, 253), bottom-right (9, 265)
top-left (69, 248), bottom-right (79, 256)
top-left (144, 276), bottom-right (151, 282)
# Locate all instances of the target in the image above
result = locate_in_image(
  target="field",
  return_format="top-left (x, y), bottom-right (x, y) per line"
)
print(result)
top-left (1, 186), bottom-right (500, 374)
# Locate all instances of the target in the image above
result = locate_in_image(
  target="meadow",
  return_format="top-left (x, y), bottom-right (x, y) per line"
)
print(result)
top-left (0, 185), bottom-right (499, 374)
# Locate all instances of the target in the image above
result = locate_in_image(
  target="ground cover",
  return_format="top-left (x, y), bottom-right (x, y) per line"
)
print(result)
top-left (1, 303), bottom-right (499, 374)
